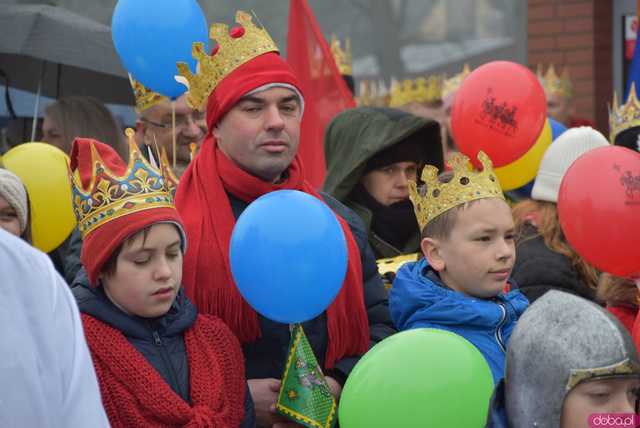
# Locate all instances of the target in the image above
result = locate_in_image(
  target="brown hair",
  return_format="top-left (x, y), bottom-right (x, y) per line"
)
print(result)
top-left (596, 273), bottom-right (638, 307)
top-left (101, 226), bottom-right (154, 278)
top-left (44, 96), bottom-right (125, 156)
top-left (512, 199), bottom-right (599, 289)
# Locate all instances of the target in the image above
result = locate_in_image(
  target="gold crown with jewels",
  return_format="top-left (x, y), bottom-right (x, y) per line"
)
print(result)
top-left (330, 34), bottom-right (352, 76)
top-left (69, 129), bottom-right (176, 237)
top-left (409, 151), bottom-right (504, 230)
top-left (176, 10), bottom-right (279, 110)
top-left (128, 74), bottom-right (168, 113)
top-left (537, 64), bottom-right (573, 98)
top-left (609, 82), bottom-right (640, 143)
top-left (442, 64), bottom-right (471, 100)
top-left (388, 75), bottom-right (444, 107)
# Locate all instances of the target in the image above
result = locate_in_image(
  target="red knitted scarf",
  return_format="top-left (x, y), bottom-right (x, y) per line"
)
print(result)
top-left (175, 138), bottom-right (370, 369)
top-left (81, 313), bottom-right (245, 428)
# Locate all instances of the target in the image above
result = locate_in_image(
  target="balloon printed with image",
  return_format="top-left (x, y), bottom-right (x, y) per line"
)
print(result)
top-left (558, 145), bottom-right (640, 277)
top-left (339, 328), bottom-right (494, 428)
top-left (451, 61), bottom-right (547, 168)
top-left (2, 142), bottom-right (76, 253)
top-left (111, 0), bottom-right (209, 99)
top-left (229, 190), bottom-right (348, 324)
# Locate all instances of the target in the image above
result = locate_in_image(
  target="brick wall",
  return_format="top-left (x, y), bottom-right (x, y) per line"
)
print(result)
top-left (528, 0), bottom-right (612, 132)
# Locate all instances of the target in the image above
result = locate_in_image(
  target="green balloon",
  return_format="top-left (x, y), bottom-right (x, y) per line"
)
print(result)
top-left (339, 329), bottom-right (494, 427)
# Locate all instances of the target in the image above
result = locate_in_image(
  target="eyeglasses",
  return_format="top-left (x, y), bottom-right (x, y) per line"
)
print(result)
top-left (140, 111), bottom-right (205, 130)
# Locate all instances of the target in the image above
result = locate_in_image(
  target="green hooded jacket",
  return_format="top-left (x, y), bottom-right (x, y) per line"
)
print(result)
top-left (323, 107), bottom-right (444, 259)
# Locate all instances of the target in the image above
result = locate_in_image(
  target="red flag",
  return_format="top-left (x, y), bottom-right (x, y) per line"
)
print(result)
top-left (287, 0), bottom-right (356, 188)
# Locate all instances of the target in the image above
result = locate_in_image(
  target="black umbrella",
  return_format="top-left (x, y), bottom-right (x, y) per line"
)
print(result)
top-left (0, 4), bottom-right (134, 105)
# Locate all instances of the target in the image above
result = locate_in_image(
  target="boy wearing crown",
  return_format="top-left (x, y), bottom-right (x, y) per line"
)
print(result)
top-left (389, 152), bottom-right (529, 383)
top-left (174, 11), bottom-right (394, 427)
top-left (69, 134), bottom-right (255, 427)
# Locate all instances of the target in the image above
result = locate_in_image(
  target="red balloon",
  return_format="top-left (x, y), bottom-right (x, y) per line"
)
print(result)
top-left (451, 61), bottom-right (547, 168)
top-left (558, 146), bottom-right (640, 277)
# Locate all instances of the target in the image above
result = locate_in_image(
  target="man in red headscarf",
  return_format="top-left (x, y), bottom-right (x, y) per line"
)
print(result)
top-left (175, 11), bottom-right (394, 428)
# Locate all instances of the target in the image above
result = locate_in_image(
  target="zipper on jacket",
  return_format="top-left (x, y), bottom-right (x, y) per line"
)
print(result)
top-left (150, 326), bottom-right (186, 400)
top-left (495, 303), bottom-right (507, 353)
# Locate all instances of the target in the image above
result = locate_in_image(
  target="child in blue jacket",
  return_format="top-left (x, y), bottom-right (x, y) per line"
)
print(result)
top-left (389, 151), bottom-right (528, 383)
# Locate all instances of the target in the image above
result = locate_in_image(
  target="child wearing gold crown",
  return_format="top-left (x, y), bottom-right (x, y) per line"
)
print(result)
top-left (68, 134), bottom-right (255, 427)
top-left (389, 151), bottom-right (529, 383)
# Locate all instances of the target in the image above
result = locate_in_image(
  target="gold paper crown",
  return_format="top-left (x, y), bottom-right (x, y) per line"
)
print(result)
top-left (409, 151), bottom-right (504, 231)
top-left (356, 79), bottom-right (389, 107)
top-left (70, 129), bottom-right (175, 237)
top-left (537, 64), bottom-right (573, 98)
top-left (442, 64), bottom-right (471, 100)
top-left (388, 75), bottom-right (444, 107)
top-left (330, 34), bottom-right (352, 76)
top-left (176, 11), bottom-right (279, 110)
top-left (128, 74), bottom-right (168, 113)
top-left (609, 82), bottom-right (640, 143)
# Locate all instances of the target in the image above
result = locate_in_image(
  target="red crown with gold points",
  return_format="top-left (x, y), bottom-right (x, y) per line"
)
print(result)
top-left (159, 147), bottom-right (179, 197)
top-left (70, 129), bottom-right (176, 238)
top-left (176, 11), bottom-right (279, 110)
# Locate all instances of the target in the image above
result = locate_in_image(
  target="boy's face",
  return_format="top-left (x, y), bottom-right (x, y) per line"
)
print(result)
top-left (101, 223), bottom-right (183, 318)
top-left (560, 377), bottom-right (640, 428)
top-left (422, 198), bottom-right (515, 298)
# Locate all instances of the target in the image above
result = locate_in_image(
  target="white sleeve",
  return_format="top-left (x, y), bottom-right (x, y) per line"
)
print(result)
top-left (50, 265), bottom-right (111, 427)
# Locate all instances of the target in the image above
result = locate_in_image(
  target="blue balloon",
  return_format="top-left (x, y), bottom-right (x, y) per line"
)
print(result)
top-left (229, 190), bottom-right (348, 324)
top-left (111, 0), bottom-right (208, 98)
top-left (549, 117), bottom-right (568, 141)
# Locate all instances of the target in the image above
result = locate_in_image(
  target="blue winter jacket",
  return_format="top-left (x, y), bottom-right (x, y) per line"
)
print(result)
top-left (389, 258), bottom-right (529, 383)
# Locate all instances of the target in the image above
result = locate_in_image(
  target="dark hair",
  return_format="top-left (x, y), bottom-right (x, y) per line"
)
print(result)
top-left (44, 96), bottom-right (124, 156)
top-left (613, 126), bottom-right (640, 152)
top-left (101, 225), bottom-right (154, 277)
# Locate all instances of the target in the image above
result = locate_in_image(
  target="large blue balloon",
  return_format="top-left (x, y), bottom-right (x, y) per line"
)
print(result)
top-left (111, 0), bottom-right (208, 99)
top-left (230, 190), bottom-right (348, 324)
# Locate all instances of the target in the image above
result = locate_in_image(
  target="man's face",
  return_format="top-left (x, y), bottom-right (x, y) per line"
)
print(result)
top-left (138, 95), bottom-right (206, 175)
top-left (546, 92), bottom-right (573, 126)
top-left (361, 161), bottom-right (418, 206)
top-left (213, 87), bottom-right (302, 182)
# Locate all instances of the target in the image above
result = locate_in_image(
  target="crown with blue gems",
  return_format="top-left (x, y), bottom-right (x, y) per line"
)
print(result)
top-left (409, 151), bottom-right (504, 230)
top-left (176, 10), bottom-right (279, 110)
top-left (69, 129), bottom-right (176, 238)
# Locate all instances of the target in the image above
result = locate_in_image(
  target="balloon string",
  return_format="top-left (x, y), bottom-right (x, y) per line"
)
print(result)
top-left (171, 100), bottom-right (176, 170)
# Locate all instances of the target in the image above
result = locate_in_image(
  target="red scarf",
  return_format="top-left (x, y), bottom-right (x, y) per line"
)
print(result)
top-left (82, 313), bottom-right (246, 428)
top-left (176, 137), bottom-right (370, 368)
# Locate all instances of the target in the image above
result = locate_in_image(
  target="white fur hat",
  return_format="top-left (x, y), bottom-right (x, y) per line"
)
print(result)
top-left (0, 168), bottom-right (28, 234)
top-left (531, 127), bottom-right (609, 203)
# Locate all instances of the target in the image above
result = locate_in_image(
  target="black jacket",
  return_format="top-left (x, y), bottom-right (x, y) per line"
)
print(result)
top-left (72, 271), bottom-right (256, 428)
top-left (229, 191), bottom-right (396, 384)
top-left (511, 224), bottom-right (595, 303)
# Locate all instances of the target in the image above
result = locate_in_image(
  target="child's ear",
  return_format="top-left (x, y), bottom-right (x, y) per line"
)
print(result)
top-left (421, 237), bottom-right (446, 271)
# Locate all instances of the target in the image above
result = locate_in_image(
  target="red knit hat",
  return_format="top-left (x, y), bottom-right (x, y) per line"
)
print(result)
top-left (175, 11), bottom-right (303, 130)
top-left (69, 135), bottom-right (186, 286)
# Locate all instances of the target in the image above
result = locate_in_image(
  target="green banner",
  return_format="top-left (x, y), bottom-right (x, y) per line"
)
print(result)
top-left (276, 324), bottom-right (337, 428)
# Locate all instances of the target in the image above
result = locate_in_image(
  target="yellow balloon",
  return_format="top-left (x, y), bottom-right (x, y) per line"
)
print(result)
top-left (495, 119), bottom-right (553, 191)
top-left (2, 142), bottom-right (76, 253)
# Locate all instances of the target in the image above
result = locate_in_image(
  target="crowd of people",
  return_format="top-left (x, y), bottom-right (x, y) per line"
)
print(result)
top-left (2, 7), bottom-right (640, 428)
